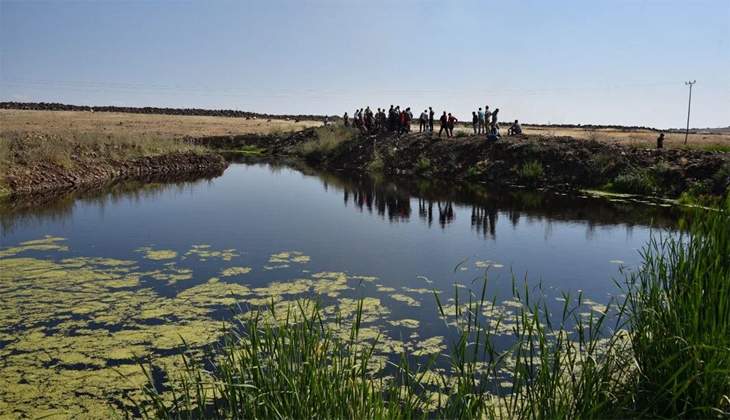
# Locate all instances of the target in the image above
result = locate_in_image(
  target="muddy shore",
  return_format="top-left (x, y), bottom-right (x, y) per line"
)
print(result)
top-left (195, 128), bottom-right (730, 200)
top-left (2, 151), bottom-right (227, 196)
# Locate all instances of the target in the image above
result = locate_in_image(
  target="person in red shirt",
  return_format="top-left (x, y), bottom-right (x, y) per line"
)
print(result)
top-left (447, 113), bottom-right (458, 137)
top-left (439, 112), bottom-right (450, 138)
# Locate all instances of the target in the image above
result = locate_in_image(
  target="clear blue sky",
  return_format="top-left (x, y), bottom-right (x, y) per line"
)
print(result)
top-left (1, 0), bottom-right (728, 128)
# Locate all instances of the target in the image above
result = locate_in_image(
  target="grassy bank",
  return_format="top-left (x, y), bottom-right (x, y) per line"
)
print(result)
top-left (0, 131), bottom-right (207, 174)
top-left (127, 199), bottom-right (729, 418)
top-left (0, 131), bottom-right (219, 196)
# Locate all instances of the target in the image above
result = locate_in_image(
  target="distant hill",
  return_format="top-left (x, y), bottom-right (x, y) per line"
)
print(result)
top-left (666, 126), bottom-right (730, 134)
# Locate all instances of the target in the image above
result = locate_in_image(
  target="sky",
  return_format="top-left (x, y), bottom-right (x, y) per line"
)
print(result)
top-left (1, 0), bottom-right (729, 128)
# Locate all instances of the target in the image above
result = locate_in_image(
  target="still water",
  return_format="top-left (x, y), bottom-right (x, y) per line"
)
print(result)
top-left (0, 157), bottom-right (681, 416)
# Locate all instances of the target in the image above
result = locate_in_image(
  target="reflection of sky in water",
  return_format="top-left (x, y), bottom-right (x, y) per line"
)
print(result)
top-left (0, 160), bottom-right (684, 416)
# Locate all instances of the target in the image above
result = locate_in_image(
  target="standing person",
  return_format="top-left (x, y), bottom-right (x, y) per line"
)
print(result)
top-left (375, 108), bottom-right (381, 130)
top-left (323, 116), bottom-right (329, 126)
top-left (478, 107), bottom-right (486, 134)
top-left (472, 112), bottom-right (479, 134)
top-left (388, 105), bottom-right (395, 131)
top-left (448, 113), bottom-right (458, 137)
top-left (657, 133), bottom-right (664, 149)
top-left (485, 106), bottom-right (491, 130)
top-left (429, 107), bottom-right (435, 132)
top-left (343, 112), bottom-right (349, 127)
top-left (419, 109), bottom-right (428, 132)
top-left (398, 109), bottom-right (406, 135)
top-left (491, 108), bottom-right (500, 126)
top-left (439, 112), bottom-right (450, 138)
top-left (406, 108), bottom-right (413, 133)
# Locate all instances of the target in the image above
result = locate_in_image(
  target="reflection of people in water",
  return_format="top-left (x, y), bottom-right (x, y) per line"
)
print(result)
top-left (437, 201), bottom-right (455, 229)
top-left (418, 198), bottom-right (435, 227)
top-left (342, 184), bottom-right (411, 222)
top-left (471, 205), bottom-right (497, 238)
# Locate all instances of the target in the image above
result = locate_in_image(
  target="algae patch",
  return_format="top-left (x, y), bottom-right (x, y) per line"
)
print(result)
top-left (135, 246), bottom-right (178, 260)
top-left (220, 266), bottom-right (252, 277)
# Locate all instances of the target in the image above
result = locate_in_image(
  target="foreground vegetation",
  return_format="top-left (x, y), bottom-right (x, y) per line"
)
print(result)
top-left (128, 199), bottom-right (730, 418)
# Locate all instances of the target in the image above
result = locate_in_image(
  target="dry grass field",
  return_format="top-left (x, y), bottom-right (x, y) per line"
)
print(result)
top-left (450, 125), bottom-right (730, 150)
top-left (1, 109), bottom-right (728, 150)
top-left (0, 109), bottom-right (321, 138)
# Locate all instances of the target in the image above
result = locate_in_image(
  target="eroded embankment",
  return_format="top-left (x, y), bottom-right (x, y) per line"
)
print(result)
top-left (2, 151), bottom-right (228, 196)
top-left (196, 128), bottom-right (730, 199)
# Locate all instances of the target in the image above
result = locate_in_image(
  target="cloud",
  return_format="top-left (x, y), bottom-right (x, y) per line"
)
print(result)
top-left (12, 94), bottom-right (28, 101)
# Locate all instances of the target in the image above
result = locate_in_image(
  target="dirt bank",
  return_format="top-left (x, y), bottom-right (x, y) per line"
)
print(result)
top-left (195, 128), bottom-right (730, 199)
top-left (2, 151), bottom-right (227, 196)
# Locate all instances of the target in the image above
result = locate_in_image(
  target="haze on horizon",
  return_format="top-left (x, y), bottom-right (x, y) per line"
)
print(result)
top-left (1, 0), bottom-right (729, 129)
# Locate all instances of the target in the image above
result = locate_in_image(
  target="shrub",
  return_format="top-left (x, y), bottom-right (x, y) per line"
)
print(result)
top-left (516, 160), bottom-right (544, 184)
top-left (366, 156), bottom-right (385, 173)
top-left (414, 154), bottom-right (431, 172)
top-left (466, 166), bottom-right (483, 178)
top-left (604, 167), bottom-right (654, 196)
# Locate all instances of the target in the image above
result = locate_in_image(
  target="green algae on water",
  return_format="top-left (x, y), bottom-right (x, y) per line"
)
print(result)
top-left (135, 246), bottom-right (178, 260)
top-left (220, 266), bottom-right (252, 277)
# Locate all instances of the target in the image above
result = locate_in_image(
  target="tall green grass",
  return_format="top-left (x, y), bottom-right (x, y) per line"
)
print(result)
top-left (126, 199), bottom-right (730, 419)
top-left (621, 198), bottom-right (730, 417)
top-left (516, 160), bottom-right (544, 184)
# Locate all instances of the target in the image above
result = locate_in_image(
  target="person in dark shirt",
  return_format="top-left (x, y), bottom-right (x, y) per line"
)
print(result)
top-left (439, 112), bottom-right (450, 138)
top-left (343, 112), bottom-right (349, 127)
top-left (472, 112), bottom-right (479, 134)
top-left (429, 107), bottom-right (435, 132)
top-left (657, 133), bottom-right (664, 149)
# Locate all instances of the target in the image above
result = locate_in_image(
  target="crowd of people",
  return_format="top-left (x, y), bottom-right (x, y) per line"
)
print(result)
top-left (341, 104), bottom-right (523, 140)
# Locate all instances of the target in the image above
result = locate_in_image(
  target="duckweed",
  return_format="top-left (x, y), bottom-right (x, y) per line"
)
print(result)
top-left (220, 266), bottom-right (252, 277)
top-left (1, 235), bottom-right (610, 418)
top-left (135, 246), bottom-right (178, 260)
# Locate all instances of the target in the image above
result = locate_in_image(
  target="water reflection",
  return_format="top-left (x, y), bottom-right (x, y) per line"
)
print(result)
top-left (287, 160), bottom-right (684, 240)
top-left (1, 156), bottom-right (684, 238)
top-left (0, 173), bottom-right (220, 234)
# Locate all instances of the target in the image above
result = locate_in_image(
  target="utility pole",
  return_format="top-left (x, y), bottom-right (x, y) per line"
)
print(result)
top-left (684, 80), bottom-right (696, 145)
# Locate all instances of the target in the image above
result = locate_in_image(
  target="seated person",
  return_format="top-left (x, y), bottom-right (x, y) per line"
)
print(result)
top-left (507, 120), bottom-right (522, 135)
top-left (487, 123), bottom-right (500, 141)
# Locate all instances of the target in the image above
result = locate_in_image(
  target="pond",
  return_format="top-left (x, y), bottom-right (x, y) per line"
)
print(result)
top-left (0, 157), bottom-right (684, 417)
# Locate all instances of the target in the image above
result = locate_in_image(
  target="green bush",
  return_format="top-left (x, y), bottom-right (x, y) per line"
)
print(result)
top-left (366, 156), bottom-right (385, 173)
top-left (516, 160), bottom-right (544, 184)
top-left (466, 166), bottom-right (483, 178)
top-left (604, 168), bottom-right (654, 196)
top-left (414, 154), bottom-right (431, 172)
